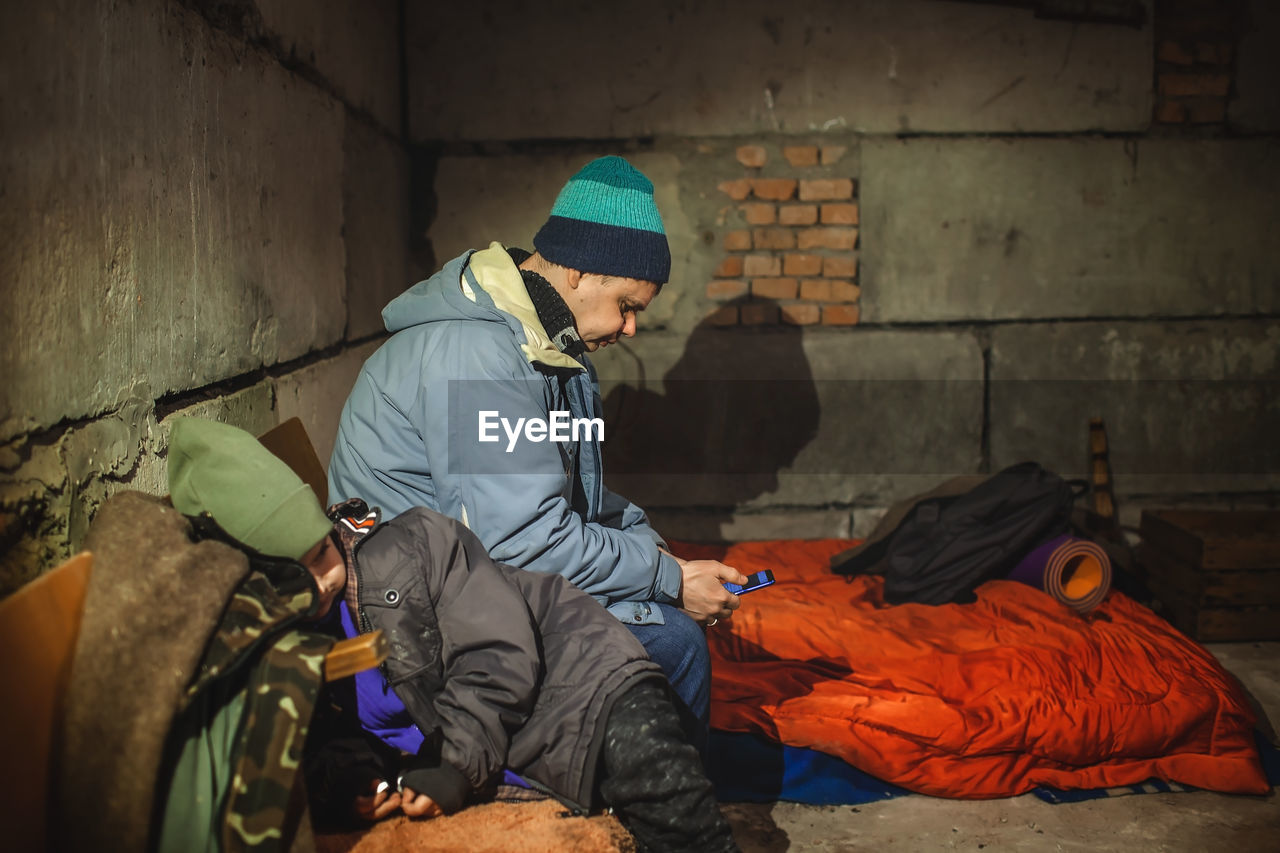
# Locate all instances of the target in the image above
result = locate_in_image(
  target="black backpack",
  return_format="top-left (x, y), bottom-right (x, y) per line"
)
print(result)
top-left (830, 462), bottom-right (1084, 605)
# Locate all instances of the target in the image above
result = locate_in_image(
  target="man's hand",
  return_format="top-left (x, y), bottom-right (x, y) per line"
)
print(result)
top-left (399, 785), bottom-right (444, 819)
top-left (353, 779), bottom-right (401, 822)
top-left (672, 554), bottom-right (749, 626)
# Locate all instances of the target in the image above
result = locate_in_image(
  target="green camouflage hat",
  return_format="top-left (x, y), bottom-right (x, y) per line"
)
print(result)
top-left (168, 417), bottom-right (331, 561)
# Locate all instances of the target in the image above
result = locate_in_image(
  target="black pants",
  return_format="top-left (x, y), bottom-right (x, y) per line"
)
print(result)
top-left (597, 681), bottom-right (739, 853)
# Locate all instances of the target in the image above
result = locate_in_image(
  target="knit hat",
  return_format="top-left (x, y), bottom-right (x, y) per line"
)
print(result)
top-left (533, 156), bottom-right (671, 284)
top-left (167, 417), bottom-right (332, 561)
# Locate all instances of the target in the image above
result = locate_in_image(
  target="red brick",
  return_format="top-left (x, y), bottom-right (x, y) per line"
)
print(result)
top-left (743, 254), bottom-right (782, 277)
top-left (718, 178), bottom-right (752, 200)
top-left (751, 278), bottom-right (799, 300)
top-left (1185, 97), bottom-right (1227, 123)
top-left (1195, 42), bottom-right (1233, 65)
top-left (778, 204), bottom-right (818, 226)
top-left (740, 302), bottom-right (780, 325)
top-left (736, 145), bottom-right (767, 168)
top-left (706, 305), bottom-right (739, 326)
top-left (821, 203), bottom-right (860, 225)
top-left (802, 279), bottom-right (862, 301)
top-left (1158, 73), bottom-right (1230, 97)
top-left (797, 227), bottom-right (858, 250)
top-left (724, 230), bottom-right (753, 251)
top-left (798, 178), bottom-right (854, 201)
top-left (753, 228), bottom-right (797, 250)
top-left (1154, 99), bottom-right (1188, 123)
top-left (821, 304), bottom-right (861, 326)
top-left (821, 255), bottom-right (856, 278)
top-left (714, 255), bottom-right (744, 278)
top-left (780, 303), bottom-right (821, 326)
top-left (740, 202), bottom-right (776, 225)
top-left (821, 145), bottom-right (847, 165)
top-left (750, 178), bottom-right (798, 201)
top-left (1157, 40), bottom-right (1195, 65)
top-left (783, 145), bottom-right (819, 167)
top-left (705, 279), bottom-right (748, 300)
top-left (783, 253), bottom-right (824, 276)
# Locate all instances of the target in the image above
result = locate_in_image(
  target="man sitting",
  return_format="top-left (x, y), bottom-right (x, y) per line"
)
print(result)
top-left (328, 156), bottom-right (747, 740)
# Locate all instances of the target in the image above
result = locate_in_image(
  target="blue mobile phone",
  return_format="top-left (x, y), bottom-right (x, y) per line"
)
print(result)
top-left (724, 569), bottom-right (776, 595)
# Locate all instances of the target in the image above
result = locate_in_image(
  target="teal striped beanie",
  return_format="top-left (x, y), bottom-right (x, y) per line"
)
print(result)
top-left (533, 156), bottom-right (671, 284)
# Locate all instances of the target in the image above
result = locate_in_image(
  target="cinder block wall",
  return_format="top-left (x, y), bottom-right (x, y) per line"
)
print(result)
top-left (0, 0), bottom-right (414, 595)
top-left (412, 0), bottom-right (1278, 542)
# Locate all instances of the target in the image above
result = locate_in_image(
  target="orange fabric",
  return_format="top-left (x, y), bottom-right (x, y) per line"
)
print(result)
top-left (676, 538), bottom-right (1268, 798)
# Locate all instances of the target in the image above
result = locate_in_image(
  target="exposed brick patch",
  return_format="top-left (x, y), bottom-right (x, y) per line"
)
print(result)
top-left (750, 178), bottom-right (798, 201)
top-left (780, 303), bottom-right (821, 325)
top-left (709, 145), bottom-right (860, 328)
top-left (706, 305), bottom-right (739, 326)
top-left (752, 278), bottom-right (799, 300)
top-left (822, 254), bottom-right (858, 278)
top-left (799, 178), bottom-right (854, 201)
top-left (740, 202), bottom-right (776, 225)
top-left (753, 228), bottom-right (797, 250)
top-left (783, 145), bottom-right (819, 167)
top-left (820, 145), bottom-right (847, 165)
top-left (798, 227), bottom-right (858, 251)
top-left (821, 304), bottom-right (861, 325)
top-left (736, 145), bottom-right (767, 168)
top-left (740, 302), bottom-right (780, 325)
top-left (1152, 2), bottom-right (1239, 128)
top-left (821, 203), bottom-right (860, 225)
top-left (706, 279), bottom-right (748, 300)
top-left (783, 253), bottom-right (824, 276)
top-left (779, 204), bottom-right (819, 226)
top-left (718, 179), bottom-right (752, 200)
top-left (743, 254), bottom-right (782, 277)
top-left (714, 256), bottom-right (744, 278)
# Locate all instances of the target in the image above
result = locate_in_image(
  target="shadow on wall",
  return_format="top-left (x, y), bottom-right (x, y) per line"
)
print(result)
top-left (602, 297), bottom-right (820, 541)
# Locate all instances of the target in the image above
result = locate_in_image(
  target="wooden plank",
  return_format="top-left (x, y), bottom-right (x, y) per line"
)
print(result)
top-left (324, 631), bottom-right (389, 681)
top-left (1137, 543), bottom-right (1203, 600)
top-left (1139, 544), bottom-right (1280, 606)
top-left (258, 416), bottom-right (329, 508)
top-left (0, 552), bottom-right (93, 853)
top-left (1139, 509), bottom-right (1280, 570)
top-left (1149, 571), bottom-right (1280, 641)
top-left (1195, 607), bottom-right (1280, 642)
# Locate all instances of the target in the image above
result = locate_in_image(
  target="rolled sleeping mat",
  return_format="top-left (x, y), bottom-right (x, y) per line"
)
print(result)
top-left (1006, 534), bottom-right (1112, 613)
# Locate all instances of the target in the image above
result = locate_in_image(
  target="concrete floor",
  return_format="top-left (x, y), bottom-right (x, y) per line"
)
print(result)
top-left (720, 642), bottom-right (1280, 852)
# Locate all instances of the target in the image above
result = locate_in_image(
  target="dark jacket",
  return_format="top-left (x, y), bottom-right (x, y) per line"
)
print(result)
top-left (334, 502), bottom-right (664, 813)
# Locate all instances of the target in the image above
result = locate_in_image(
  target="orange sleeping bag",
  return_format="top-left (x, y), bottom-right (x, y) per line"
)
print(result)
top-left (676, 539), bottom-right (1267, 798)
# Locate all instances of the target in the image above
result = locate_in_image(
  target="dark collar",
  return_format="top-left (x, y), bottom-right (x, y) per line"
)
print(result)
top-left (508, 248), bottom-right (587, 359)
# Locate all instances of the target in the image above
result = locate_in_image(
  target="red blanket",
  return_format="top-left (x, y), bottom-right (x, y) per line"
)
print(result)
top-left (676, 539), bottom-right (1267, 798)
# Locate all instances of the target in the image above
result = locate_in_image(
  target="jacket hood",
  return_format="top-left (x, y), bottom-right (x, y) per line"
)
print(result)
top-left (382, 248), bottom-right (488, 333)
top-left (382, 243), bottom-right (584, 372)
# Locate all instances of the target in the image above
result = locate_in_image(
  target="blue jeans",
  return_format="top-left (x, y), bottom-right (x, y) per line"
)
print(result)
top-left (625, 603), bottom-right (710, 756)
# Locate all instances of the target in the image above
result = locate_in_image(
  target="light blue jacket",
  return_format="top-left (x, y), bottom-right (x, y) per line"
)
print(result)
top-left (329, 244), bottom-right (683, 624)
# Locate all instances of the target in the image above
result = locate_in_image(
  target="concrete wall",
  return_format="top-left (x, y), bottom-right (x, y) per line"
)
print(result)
top-left (411, 0), bottom-right (1278, 542)
top-left (0, 0), bottom-right (413, 595)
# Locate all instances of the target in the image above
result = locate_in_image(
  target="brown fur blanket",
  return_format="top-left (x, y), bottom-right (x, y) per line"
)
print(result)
top-left (315, 800), bottom-right (634, 853)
